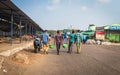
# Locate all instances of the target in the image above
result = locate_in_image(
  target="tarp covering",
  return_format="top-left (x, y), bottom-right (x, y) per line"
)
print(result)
top-left (81, 31), bottom-right (95, 35)
top-left (96, 31), bottom-right (105, 34)
top-left (107, 34), bottom-right (120, 42)
top-left (104, 24), bottom-right (120, 30)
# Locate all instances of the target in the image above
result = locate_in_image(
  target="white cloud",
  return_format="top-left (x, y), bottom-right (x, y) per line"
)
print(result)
top-left (46, 5), bottom-right (58, 11)
top-left (68, 0), bottom-right (72, 5)
top-left (97, 0), bottom-right (111, 4)
top-left (46, 0), bottom-right (61, 11)
top-left (52, 0), bottom-right (60, 5)
top-left (81, 6), bottom-right (88, 12)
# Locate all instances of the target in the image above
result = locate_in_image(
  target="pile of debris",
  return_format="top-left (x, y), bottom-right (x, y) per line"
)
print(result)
top-left (86, 39), bottom-right (96, 44)
top-left (12, 53), bottom-right (29, 64)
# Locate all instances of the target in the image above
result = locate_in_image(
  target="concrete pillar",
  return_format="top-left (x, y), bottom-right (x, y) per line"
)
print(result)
top-left (29, 25), bottom-right (31, 34)
top-left (31, 26), bottom-right (32, 34)
top-left (19, 16), bottom-right (22, 43)
top-left (31, 26), bottom-right (33, 35)
top-left (25, 20), bottom-right (28, 34)
top-left (33, 27), bottom-right (35, 35)
top-left (11, 10), bottom-right (13, 45)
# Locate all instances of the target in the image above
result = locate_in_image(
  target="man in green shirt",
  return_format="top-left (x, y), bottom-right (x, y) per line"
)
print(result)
top-left (75, 30), bottom-right (82, 54)
top-left (68, 30), bottom-right (75, 53)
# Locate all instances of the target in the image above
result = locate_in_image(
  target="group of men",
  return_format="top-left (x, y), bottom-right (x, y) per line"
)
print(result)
top-left (35, 30), bottom-right (82, 55)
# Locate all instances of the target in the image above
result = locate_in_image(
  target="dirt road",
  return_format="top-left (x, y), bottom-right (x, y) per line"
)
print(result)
top-left (23, 45), bottom-right (120, 75)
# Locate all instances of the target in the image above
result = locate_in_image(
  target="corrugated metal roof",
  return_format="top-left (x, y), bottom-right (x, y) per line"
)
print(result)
top-left (0, 0), bottom-right (43, 31)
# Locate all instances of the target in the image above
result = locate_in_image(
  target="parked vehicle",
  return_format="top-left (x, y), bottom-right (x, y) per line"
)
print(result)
top-left (34, 38), bottom-right (42, 53)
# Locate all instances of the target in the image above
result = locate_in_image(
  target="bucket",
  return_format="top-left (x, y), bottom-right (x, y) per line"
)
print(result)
top-left (62, 44), bottom-right (68, 48)
top-left (49, 44), bottom-right (55, 49)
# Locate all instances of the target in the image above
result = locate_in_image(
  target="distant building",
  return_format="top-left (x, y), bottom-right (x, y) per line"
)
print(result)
top-left (88, 24), bottom-right (96, 31)
top-left (104, 24), bottom-right (120, 42)
top-left (95, 26), bottom-right (105, 41)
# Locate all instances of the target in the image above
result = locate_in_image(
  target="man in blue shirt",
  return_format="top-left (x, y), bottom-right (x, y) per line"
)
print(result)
top-left (62, 32), bottom-right (68, 44)
top-left (41, 30), bottom-right (49, 54)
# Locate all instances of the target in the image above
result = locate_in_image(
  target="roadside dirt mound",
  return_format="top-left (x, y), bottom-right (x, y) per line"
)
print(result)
top-left (0, 56), bottom-right (26, 75)
top-left (0, 48), bottom-right (43, 75)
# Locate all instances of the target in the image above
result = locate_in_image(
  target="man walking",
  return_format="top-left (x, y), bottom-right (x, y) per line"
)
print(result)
top-left (41, 30), bottom-right (49, 54)
top-left (62, 32), bottom-right (68, 44)
top-left (54, 30), bottom-right (62, 55)
top-left (68, 30), bottom-right (75, 54)
top-left (75, 30), bottom-right (82, 54)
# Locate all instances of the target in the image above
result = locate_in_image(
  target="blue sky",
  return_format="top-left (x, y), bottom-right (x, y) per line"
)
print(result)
top-left (12, 0), bottom-right (120, 30)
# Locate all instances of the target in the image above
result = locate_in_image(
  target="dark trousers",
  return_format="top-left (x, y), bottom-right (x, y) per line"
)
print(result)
top-left (68, 42), bottom-right (73, 53)
top-left (56, 42), bottom-right (61, 54)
